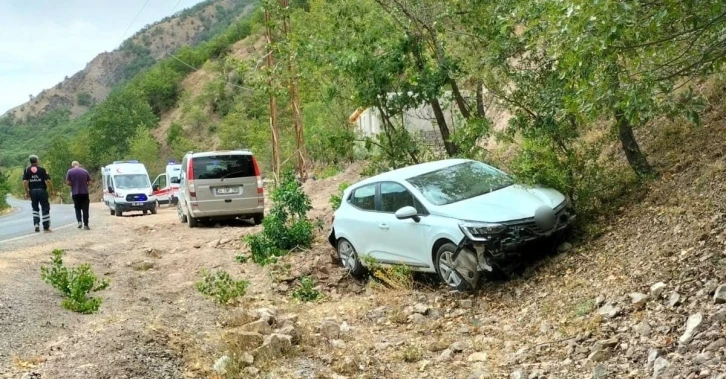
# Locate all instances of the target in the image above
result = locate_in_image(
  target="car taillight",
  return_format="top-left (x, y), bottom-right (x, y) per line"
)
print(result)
top-left (252, 156), bottom-right (264, 205)
top-left (187, 159), bottom-right (196, 199)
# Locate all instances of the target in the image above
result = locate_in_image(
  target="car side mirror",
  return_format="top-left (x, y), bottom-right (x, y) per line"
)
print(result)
top-left (108, 186), bottom-right (114, 193)
top-left (395, 206), bottom-right (420, 223)
top-left (153, 184), bottom-right (159, 191)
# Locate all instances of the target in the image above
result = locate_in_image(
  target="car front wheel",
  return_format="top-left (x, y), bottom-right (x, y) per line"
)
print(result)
top-left (337, 238), bottom-right (365, 277)
top-left (435, 243), bottom-right (470, 291)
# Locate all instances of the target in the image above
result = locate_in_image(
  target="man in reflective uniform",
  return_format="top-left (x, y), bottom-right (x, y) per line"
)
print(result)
top-left (22, 155), bottom-right (55, 232)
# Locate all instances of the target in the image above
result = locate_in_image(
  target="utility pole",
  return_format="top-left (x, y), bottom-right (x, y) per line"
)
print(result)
top-left (280, 0), bottom-right (306, 181)
top-left (264, 4), bottom-right (281, 183)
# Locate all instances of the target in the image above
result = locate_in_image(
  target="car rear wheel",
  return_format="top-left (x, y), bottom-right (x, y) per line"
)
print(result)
top-left (177, 204), bottom-right (187, 223)
top-left (110, 207), bottom-right (115, 216)
top-left (337, 238), bottom-right (365, 277)
top-left (253, 214), bottom-right (264, 225)
top-left (435, 243), bottom-right (470, 291)
top-left (188, 213), bottom-right (199, 228)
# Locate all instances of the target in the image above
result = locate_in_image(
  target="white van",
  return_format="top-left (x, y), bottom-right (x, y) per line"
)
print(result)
top-left (102, 160), bottom-right (157, 217)
top-left (152, 162), bottom-right (182, 206)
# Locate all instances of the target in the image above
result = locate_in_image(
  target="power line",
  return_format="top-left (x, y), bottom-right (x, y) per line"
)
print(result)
top-left (164, 50), bottom-right (257, 92)
top-left (169, 0), bottom-right (185, 16)
top-left (116, 0), bottom-right (152, 48)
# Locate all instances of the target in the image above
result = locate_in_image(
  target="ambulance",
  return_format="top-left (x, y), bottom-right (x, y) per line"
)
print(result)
top-left (102, 160), bottom-right (157, 217)
top-left (152, 161), bottom-right (182, 207)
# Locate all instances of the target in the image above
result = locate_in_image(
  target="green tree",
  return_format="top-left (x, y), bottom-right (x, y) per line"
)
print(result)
top-left (128, 126), bottom-right (161, 173)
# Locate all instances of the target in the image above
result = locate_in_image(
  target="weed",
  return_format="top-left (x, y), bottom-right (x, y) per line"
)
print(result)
top-left (40, 249), bottom-right (110, 314)
top-left (318, 166), bottom-right (341, 179)
top-left (195, 269), bottom-right (249, 305)
top-left (389, 306), bottom-right (408, 325)
top-left (400, 345), bottom-right (423, 362)
top-left (574, 299), bottom-right (596, 317)
top-left (234, 253), bottom-right (248, 264)
top-left (245, 171), bottom-right (315, 266)
top-left (292, 276), bottom-right (323, 302)
top-left (328, 182), bottom-right (350, 210)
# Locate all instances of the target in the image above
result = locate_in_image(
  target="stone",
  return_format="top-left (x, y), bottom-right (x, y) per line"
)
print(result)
top-left (320, 319), bottom-right (341, 339)
top-left (679, 313), bottom-right (703, 345)
top-left (652, 357), bottom-right (670, 379)
top-left (558, 242), bottom-right (573, 252)
top-left (629, 293), bottom-right (650, 308)
top-left (193, 243), bottom-right (202, 249)
top-left (240, 320), bottom-right (273, 335)
top-left (706, 338), bottom-right (726, 351)
top-left (419, 360), bottom-right (431, 372)
top-left (710, 307), bottom-right (726, 323)
top-left (598, 303), bottom-right (621, 319)
top-left (634, 320), bottom-right (652, 336)
top-left (225, 331), bottom-right (264, 349)
top-left (667, 292), bottom-right (681, 308)
top-left (694, 352), bottom-right (713, 365)
top-left (592, 337), bottom-right (619, 351)
top-left (511, 368), bottom-right (527, 379)
top-left (592, 364), bottom-right (609, 378)
top-left (468, 370), bottom-right (490, 379)
top-left (459, 299), bottom-right (473, 308)
top-left (714, 284), bottom-right (726, 304)
top-left (252, 334), bottom-right (293, 361)
top-left (413, 303), bottom-right (430, 315)
top-left (449, 341), bottom-right (466, 353)
top-left (595, 295), bottom-right (606, 307)
top-left (276, 325), bottom-right (299, 344)
top-left (650, 282), bottom-right (667, 298)
top-left (437, 349), bottom-right (453, 362)
top-left (207, 239), bottom-right (221, 248)
top-left (588, 349), bottom-right (611, 362)
top-left (240, 352), bottom-right (254, 365)
top-left (340, 321), bottom-right (351, 332)
top-left (336, 356), bottom-right (358, 374)
top-left (647, 349), bottom-right (660, 369)
top-left (244, 367), bottom-right (260, 376)
top-left (410, 313), bottom-right (427, 324)
top-left (255, 308), bottom-right (277, 325)
top-left (330, 339), bottom-right (346, 349)
top-left (467, 352), bottom-right (488, 362)
top-left (212, 355), bottom-right (231, 374)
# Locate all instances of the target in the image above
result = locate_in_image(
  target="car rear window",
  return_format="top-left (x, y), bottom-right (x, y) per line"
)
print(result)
top-left (192, 155), bottom-right (255, 180)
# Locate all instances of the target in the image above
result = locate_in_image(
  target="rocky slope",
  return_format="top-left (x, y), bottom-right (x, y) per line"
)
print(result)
top-left (2, 0), bottom-right (252, 122)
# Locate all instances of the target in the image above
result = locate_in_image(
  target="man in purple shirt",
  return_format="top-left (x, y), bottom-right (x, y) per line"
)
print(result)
top-left (66, 161), bottom-right (93, 230)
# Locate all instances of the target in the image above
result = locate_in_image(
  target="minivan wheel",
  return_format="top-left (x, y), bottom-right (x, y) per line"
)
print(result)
top-left (188, 213), bottom-right (199, 228)
top-left (150, 206), bottom-right (157, 215)
top-left (110, 207), bottom-right (116, 216)
top-left (337, 238), bottom-right (365, 277)
top-left (435, 243), bottom-right (470, 291)
top-left (253, 214), bottom-right (264, 225)
top-left (115, 204), bottom-right (123, 217)
top-left (177, 205), bottom-right (187, 223)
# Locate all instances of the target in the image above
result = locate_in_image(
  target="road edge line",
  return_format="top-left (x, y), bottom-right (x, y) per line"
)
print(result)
top-left (0, 222), bottom-right (78, 245)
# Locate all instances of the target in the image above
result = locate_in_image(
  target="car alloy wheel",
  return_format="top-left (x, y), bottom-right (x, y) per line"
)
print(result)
top-left (337, 238), bottom-right (364, 277)
top-left (438, 250), bottom-right (463, 288)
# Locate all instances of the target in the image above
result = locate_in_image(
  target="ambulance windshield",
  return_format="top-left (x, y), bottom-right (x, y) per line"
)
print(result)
top-left (114, 174), bottom-right (150, 189)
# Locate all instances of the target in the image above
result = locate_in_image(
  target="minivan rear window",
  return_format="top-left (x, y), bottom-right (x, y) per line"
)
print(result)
top-left (192, 155), bottom-right (255, 180)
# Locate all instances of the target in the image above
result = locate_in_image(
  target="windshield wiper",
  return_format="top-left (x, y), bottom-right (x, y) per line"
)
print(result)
top-left (219, 170), bottom-right (250, 181)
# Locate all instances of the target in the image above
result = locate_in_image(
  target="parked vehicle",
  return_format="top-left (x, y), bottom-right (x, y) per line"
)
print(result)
top-left (152, 161), bottom-right (182, 206)
top-left (328, 158), bottom-right (574, 290)
top-left (102, 160), bottom-right (157, 217)
top-left (177, 150), bottom-right (265, 228)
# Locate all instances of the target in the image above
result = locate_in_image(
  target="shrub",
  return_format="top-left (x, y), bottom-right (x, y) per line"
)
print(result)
top-left (195, 269), bottom-right (249, 305)
top-left (76, 92), bottom-right (93, 107)
top-left (245, 170), bottom-right (315, 265)
top-left (40, 249), bottom-right (110, 314)
top-left (292, 276), bottom-right (322, 302)
top-left (328, 182), bottom-right (350, 210)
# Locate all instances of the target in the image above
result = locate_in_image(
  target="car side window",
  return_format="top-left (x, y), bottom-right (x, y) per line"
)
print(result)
top-left (379, 182), bottom-right (418, 213)
top-left (350, 184), bottom-right (376, 211)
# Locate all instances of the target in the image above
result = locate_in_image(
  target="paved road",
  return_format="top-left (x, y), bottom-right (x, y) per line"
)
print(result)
top-left (0, 195), bottom-right (77, 243)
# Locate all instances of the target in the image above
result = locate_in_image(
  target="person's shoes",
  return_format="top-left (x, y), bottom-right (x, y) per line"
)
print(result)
top-left (84, 225), bottom-right (90, 230)
top-left (78, 222), bottom-right (83, 229)
top-left (34, 224), bottom-right (40, 233)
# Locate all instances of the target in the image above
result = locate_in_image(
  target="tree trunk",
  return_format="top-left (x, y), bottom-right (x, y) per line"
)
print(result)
top-left (280, 0), bottom-right (306, 181)
top-left (449, 78), bottom-right (471, 120)
top-left (430, 98), bottom-right (458, 157)
top-left (615, 108), bottom-right (654, 178)
top-left (475, 82), bottom-right (486, 118)
top-left (264, 8), bottom-right (281, 183)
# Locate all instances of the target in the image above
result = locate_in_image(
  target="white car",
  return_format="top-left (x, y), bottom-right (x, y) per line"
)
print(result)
top-left (328, 159), bottom-right (574, 290)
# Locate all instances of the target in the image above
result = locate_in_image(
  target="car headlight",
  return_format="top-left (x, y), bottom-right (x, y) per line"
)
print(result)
top-left (458, 221), bottom-right (507, 241)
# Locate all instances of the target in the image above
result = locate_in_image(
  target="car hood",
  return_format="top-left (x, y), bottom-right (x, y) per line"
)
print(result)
top-left (116, 188), bottom-right (152, 194)
top-left (430, 185), bottom-right (565, 223)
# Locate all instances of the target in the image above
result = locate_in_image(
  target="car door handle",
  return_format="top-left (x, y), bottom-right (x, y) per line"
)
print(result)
top-left (378, 223), bottom-right (389, 229)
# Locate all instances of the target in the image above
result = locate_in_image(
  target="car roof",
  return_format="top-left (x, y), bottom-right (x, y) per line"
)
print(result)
top-left (353, 158), bottom-right (473, 188)
top-left (186, 150), bottom-right (253, 158)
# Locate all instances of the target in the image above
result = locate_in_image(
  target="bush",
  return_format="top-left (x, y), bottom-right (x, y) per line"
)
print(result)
top-left (76, 92), bottom-right (93, 107)
top-left (245, 170), bottom-right (315, 265)
top-left (40, 249), bottom-right (110, 314)
top-left (195, 269), bottom-right (249, 305)
top-left (292, 276), bottom-right (322, 302)
top-left (329, 182), bottom-right (350, 210)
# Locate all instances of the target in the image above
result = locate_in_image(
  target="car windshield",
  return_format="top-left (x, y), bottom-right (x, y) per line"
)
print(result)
top-left (114, 174), bottom-right (150, 189)
top-left (405, 161), bottom-right (514, 205)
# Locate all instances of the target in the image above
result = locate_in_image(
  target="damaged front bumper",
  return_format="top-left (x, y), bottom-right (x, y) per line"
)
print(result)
top-left (451, 209), bottom-right (575, 290)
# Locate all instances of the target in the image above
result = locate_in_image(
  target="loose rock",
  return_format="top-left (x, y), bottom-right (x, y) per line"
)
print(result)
top-left (667, 292), bottom-right (681, 308)
top-left (629, 292), bottom-right (649, 308)
top-left (467, 352), bottom-right (488, 362)
top-left (652, 357), bottom-right (670, 379)
top-left (650, 282), bottom-right (667, 298)
top-left (598, 303), bottom-right (621, 318)
top-left (320, 319), bottom-right (341, 340)
top-left (679, 313), bottom-right (703, 345)
top-left (714, 284), bottom-right (726, 304)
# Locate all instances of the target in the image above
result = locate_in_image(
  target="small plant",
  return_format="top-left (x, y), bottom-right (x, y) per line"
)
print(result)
top-left (195, 269), bottom-right (249, 305)
top-left (400, 345), bottom-right (423, 362)
top-left (245, 170), bottom-right (315, 265)
top-left (234, 253), bottom-right (248, 264)
top-left (292, 276), bottom-right (323, 302)
top-left (329, 182), bottom-right (350, 210)
top-left (575, 299), bottom-right (596, 317)
top-left (40, 249), bottom-right (110, 314)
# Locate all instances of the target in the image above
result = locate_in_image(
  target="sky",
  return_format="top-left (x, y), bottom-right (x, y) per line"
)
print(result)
top-left (0, 0), bottom-right (207, 114)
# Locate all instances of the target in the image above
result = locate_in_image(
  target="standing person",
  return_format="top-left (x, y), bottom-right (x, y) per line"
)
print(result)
top-left (66, 161), bottom-right (93, 230)
top-left (22, 155), bottom-right (54, 232)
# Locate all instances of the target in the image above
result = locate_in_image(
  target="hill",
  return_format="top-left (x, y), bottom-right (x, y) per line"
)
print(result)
top-left (1, 0), bottom-right (254, 123)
